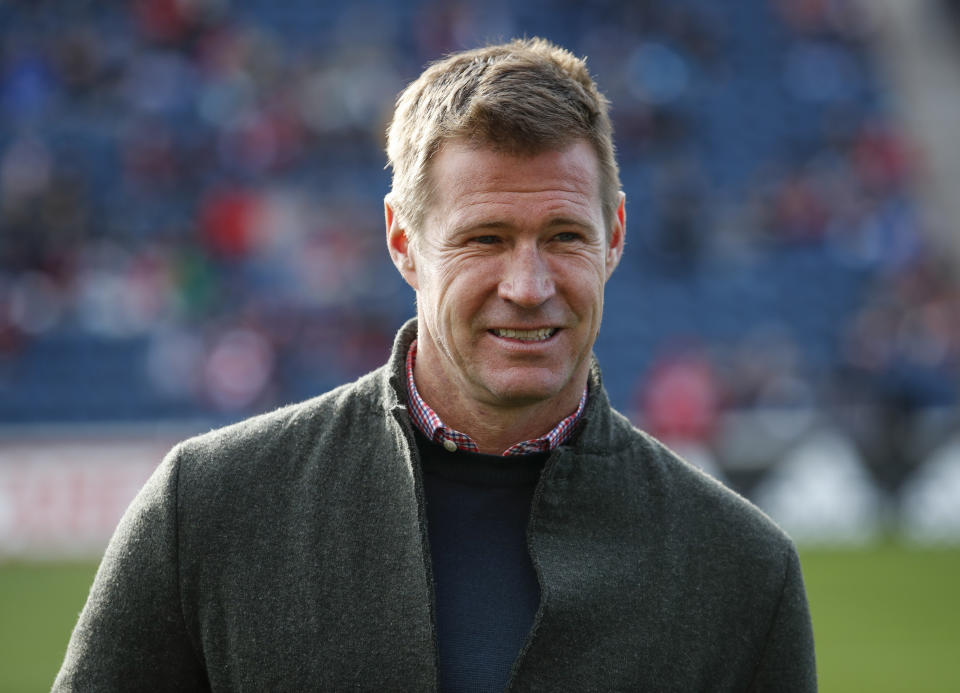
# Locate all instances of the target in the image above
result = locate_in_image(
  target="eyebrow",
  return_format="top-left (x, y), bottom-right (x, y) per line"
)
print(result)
top-left (452, 216), bottom-right (596, 236)
top-left (544, 217), bottom-right (594, 230)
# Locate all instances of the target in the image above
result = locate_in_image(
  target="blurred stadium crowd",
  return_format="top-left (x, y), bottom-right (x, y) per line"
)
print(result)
top-left (1, 0), bottom-right (959, 540)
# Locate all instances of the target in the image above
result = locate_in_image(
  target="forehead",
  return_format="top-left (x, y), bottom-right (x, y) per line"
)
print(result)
top-left (425, 140), bottom-right (603, 231)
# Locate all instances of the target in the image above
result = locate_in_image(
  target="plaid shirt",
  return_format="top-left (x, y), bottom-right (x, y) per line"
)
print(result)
top-left (405, 340), bottom-right (586, 456)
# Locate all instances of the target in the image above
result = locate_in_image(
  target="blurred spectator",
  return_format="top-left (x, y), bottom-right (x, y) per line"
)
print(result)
top-left (1, 135), bottom-right (52, 208)
top-left (773, 0), bottom-right (874, 41)
top-left (838, 258), bottom-right (960, 491)
top-left (637, 341), bottom-right (720, 445)
top-left (202, 325), bottom-right (275, 411)
top-left (199, 187), bottom-right (259, 259)
top-left (1, 40), bottom-right (57, 120)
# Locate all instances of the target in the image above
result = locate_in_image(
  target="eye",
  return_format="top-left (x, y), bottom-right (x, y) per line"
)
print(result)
top-left (470, 235), bottom-right (501, 245)
top-left (552, 231), bottom-right (582, 242)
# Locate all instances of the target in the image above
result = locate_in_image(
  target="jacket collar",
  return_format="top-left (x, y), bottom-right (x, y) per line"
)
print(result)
top-left (382, 318), bottom-right (621, 455)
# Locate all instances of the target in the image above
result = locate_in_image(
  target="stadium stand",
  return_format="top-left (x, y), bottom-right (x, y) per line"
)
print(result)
top-left (1, 0), bottom-right (958, 512)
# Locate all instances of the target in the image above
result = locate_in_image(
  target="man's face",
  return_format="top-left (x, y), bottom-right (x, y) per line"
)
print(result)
top-left (387, 139), bottom-right (625, 414)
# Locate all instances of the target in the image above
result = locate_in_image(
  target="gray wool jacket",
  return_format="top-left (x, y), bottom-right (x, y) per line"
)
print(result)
top-left (54, 319), bottom-right (816, 692)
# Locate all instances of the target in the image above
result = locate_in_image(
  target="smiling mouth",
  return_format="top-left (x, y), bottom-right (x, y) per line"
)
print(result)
top-left (489, 327), bottom-right (559, 342)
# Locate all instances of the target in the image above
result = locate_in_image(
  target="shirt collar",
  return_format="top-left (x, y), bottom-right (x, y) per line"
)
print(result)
top-left (405, 339), bottom-right (586, 456)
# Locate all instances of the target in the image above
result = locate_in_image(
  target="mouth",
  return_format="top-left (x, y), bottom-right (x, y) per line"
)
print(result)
top-left (489, 327), bottom-right (559, 342)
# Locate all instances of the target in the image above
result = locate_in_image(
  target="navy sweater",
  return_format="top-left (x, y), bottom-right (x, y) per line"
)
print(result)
top-left (417, 431), bottom-right (549, 692)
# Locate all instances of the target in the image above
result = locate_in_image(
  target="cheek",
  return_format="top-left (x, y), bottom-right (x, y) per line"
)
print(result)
top-left (420, 270), bottom-right (479, 340)
top-left (555, 260), bottom-right (607, 306)
top-left (439, 259), bottom-right (497, 307)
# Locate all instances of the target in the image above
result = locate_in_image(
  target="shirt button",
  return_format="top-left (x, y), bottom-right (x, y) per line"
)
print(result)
top-left (443, 439), bottom-right (457, 453)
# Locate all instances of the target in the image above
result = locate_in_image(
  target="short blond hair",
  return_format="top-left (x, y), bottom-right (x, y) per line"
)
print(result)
top-left (385, 38), bottom-right (621, 240)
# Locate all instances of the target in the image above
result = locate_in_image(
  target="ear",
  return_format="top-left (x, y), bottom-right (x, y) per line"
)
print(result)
top-left (385, 199), bottom-right (419, 290)
top-left (604, 192), bottom-right (626, 281)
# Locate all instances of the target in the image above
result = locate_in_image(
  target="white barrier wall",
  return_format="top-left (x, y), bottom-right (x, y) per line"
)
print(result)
top-left (0, 427), bottom-right (199, 560)
top-left (2, 423), bottom-right (958, 558)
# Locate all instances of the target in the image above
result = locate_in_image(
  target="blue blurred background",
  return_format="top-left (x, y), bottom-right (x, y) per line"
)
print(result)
top-left (1, 0), bottom-right (959, 546)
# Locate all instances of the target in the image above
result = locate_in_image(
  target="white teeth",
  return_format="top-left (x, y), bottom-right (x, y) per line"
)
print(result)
top-left (492, 328), bottom-right (556, 341)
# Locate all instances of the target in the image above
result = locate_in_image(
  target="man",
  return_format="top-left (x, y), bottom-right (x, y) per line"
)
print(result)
top-left (55, 39), bottom-right (816, 691)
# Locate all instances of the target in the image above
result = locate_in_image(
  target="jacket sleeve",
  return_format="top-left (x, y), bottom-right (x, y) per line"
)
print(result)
top-left (52, 448), bottom-right (208, 692)
top-left (748, 544), bottom-right (817, 692)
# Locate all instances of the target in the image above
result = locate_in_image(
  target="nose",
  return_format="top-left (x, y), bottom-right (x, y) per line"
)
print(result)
top-left (497, 242), bottom-right (556, 307)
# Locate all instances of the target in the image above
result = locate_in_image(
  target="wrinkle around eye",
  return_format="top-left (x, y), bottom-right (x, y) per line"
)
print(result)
top-left (434, 244), bottom-right (501, 264)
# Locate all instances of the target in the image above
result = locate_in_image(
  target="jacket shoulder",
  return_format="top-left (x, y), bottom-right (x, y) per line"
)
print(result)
top-left (602, 409), bottom-right (795, 555)
top-left (170, 365), bottom-right (398, 492)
